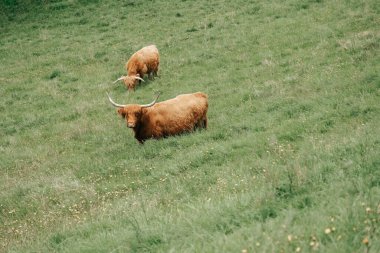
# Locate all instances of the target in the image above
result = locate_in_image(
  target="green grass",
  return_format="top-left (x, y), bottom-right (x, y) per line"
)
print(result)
top-left (1, 0), bottom-right (379, 252)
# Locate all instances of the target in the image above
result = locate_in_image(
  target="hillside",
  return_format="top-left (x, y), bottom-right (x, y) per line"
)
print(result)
top-left (1, 0), bottom-right (379, 252)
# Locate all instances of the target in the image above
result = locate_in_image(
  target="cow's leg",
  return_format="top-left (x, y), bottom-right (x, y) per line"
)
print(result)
top-left (202, 117), bottom-right (208, 129)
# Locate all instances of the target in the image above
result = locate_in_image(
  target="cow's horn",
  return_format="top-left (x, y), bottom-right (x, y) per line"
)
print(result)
top-left (141, 93), bottom-right (160, 108)
top-left (113, 76), bottom-right (126, 84)
top-left (107, 93), bottom-right (126, 108)
top-left (133, 76), bottom-right (145, 82)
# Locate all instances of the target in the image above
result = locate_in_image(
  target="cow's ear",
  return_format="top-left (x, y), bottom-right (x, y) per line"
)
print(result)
top-left (117, 108), bottom-right (126, 118)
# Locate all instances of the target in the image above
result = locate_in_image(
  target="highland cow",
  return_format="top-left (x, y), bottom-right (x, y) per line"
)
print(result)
top-left (114, 45), bottom-right (159, 91)
top-left (107, 92), bottom-right (208, 143)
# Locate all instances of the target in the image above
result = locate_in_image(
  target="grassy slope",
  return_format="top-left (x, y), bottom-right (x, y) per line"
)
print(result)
top-left (1, 0), bottom-right (379, 252)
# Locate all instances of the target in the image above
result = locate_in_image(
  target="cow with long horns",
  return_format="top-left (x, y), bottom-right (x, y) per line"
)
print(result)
top-left (107, 92), bottom-right (208, 143)
top-left (114, 45), bottom-right (160, 91)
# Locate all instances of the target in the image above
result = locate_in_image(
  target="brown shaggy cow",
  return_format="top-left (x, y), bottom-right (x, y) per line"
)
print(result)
top-left (107, 92), bottom-right (208, 143)
top-left (114, 45), bottom-right (159, 91)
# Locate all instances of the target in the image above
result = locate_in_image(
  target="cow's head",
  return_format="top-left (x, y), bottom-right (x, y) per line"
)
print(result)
top-left (107, 93), bottom-right (160, 128)
top-left (113, 75), bottom-right (144, 90)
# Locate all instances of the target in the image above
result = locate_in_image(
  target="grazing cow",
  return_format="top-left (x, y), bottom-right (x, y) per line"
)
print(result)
top-left (114, 45), bottom-right (160, 91)
top-left (107, 92), bottom-right (208, 143)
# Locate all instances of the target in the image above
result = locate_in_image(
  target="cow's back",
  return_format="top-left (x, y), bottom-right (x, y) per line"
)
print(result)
top-left (158, 92), bottom-right (207, 118)
top-left (136, 45), bottom-right (159, 63)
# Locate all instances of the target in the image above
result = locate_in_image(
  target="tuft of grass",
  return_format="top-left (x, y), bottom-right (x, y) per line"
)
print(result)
top-left (49, 69), bottom-right (61, 79)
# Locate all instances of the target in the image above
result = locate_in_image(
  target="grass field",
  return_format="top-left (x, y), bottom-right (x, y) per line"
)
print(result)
top-left (1, 0), bottom-right (379, 252)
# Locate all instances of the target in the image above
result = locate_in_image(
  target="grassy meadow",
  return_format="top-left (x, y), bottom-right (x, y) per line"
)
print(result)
top-left (1, 0), bottom-right (379, 252)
